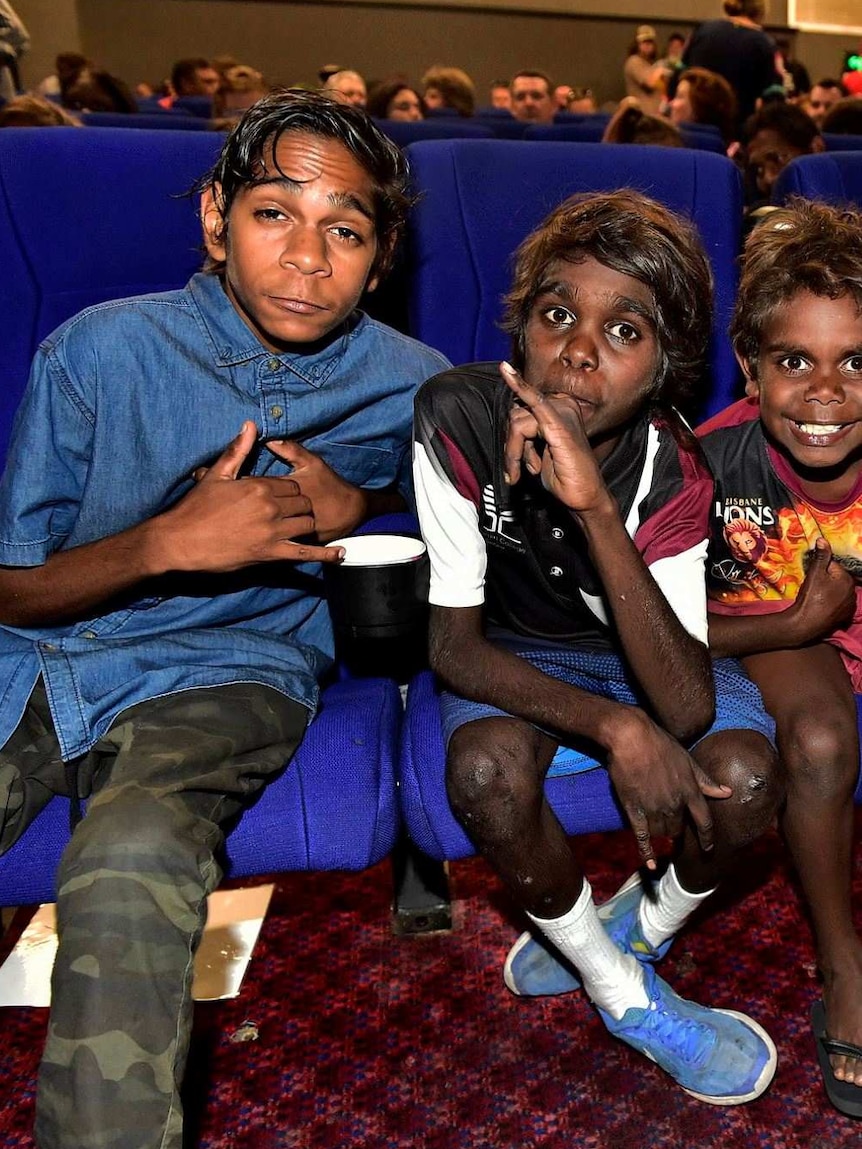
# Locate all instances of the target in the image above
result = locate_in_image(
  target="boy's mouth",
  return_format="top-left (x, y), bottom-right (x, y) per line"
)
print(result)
top-left (793, 421), bottom-right (846, 435)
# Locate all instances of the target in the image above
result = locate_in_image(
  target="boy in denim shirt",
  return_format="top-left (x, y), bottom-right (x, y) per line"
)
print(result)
top-left (0, 90), bottom-right (447, 1148)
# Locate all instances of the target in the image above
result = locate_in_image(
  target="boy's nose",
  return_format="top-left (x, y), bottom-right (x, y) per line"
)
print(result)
top-left (280, 227), bottom-right (329, 275)
top-left (561, 331), bottom-right (598, 370)
top-left (805, 371), bottom-right (845, 404)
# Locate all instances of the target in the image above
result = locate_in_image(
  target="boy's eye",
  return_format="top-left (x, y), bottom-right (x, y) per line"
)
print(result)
top-left (254, 207), bottom-right (287, 221)
top-left (844, 354), bottom-right (862, 374)
top-left (608, 321), bottom-right (640, 344)
top-left (542, 305), bottom-right (575, 327)
top-left (330, 225), bottom-right (364, 245)
top-left (777, 353), bottom-right (810, 373)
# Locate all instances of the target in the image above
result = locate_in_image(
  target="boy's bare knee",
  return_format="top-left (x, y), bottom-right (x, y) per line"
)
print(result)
top-left (783, 710), bottom-right (858, 796)
top-left (446, 726), bottom-right (539, 822)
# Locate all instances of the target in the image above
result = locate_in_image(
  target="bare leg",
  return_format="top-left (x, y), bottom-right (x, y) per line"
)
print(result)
top-left (446, 716), bottom-right (578, 917)
top-left (744, 644), bottom-right (862, 1084)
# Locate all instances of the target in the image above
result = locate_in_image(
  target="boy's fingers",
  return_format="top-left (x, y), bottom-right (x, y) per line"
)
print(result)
top-left (267, 439), bottom-right (313, 467)
top-left (203, 422), bottom-right (258, 482)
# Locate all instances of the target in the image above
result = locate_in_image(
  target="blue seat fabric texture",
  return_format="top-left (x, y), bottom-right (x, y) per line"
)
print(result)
top-left (0, 677), bottom-right (402, 905)
top-left (772, 150), bottom-right (862, 206)
top-left (404, 138), bottom-right (745, 421)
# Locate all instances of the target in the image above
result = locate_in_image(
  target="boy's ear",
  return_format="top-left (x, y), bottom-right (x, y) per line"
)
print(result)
top-left (736, 350), bottom-right (760, 398)
top-left (200, 185), bottom-right (227, 262)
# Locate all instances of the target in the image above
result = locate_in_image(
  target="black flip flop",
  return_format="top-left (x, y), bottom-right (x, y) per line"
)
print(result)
top-left (812, 998), bottom-right (862, 1118)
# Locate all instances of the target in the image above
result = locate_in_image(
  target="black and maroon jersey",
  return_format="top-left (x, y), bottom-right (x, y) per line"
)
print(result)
top-left (413, 363), bottom-right (713, 652)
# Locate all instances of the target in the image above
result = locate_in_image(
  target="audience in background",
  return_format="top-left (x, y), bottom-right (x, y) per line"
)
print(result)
top-left (35, 51), bottom-right (90, 99)
top-left (63, 69), bottom-right (138, 115)
top-left (489, 79), bottom-right (511, 109)
top-left (367, 78), bottom-right (424, 121)
top-left (0, 0), bottom-right (28, 101)
top-left (421, 66), bottom-right (475, 117)
top-left (509, 70), bottom-right (555, 124)
top-left (623, 25), bottom-right (668, 115)
top-left (158, 56), bottom-right (220, 108)
top-left (682, 0), bottom-right (780, 130)
top-left (774, 34), bottom-right (811, 100)
top-left (603, 96), bottom-right (683, 146)
top-left (565, 86), bottom-right (598, 114)
top-left (804, 79), bottom-right (847, 127)
top-left (820, 97), bottom-right (862, 136)
top-left (213, 64), bottom-right (268, 122)
top-left (0, 93), bottom-right (80, 127)
top-left (323, 68), bottom-right (367, 107)
top-left (669, 66), bottom-right (738, 146)
top-left (740, 100), bottom-right (823, 208)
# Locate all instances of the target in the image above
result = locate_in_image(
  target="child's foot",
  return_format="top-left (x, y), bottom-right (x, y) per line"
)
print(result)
top-left (821, 961), bottom-right (862, 1084)
top-left (504, 872), bottom-right (673, 996)
top-left (599, 964), bottom-right (777, 1104)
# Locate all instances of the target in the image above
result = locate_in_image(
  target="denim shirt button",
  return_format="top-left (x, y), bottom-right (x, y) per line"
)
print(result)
top-left (40, 642), bottom-right (58, 652)
top-left (82, 630), bottom-right (98, 639)
top-left (267, 358), bottom-right (280, 372)
top-left (270, 405), bottom-right (283, 419)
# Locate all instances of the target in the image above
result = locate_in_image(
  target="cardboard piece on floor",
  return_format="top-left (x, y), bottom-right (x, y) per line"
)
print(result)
top-left (0, 883), bottom-right (274, 1007)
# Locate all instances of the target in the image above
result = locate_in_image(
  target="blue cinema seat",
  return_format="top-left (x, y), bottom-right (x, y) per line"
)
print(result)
top-left (0, 127), bottom-right (404, 906)
top-left (404, 138), bottom-right (745, 419)
top-left (80, 111), bottom-right (211, 130)
top-left (398, 137), bottom-right (746, 863)
top-left (373, 118), bottom-right (494, 146)
top-left (524, 121), bottom-right (726, 152)
top-left (772, 150), bottom-right (862, 206)
top-left (822, 132), bottom-right (862, 152)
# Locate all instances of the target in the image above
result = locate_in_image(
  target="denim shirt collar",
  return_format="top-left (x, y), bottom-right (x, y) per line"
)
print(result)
top-left (187, 272), bottom-right (365, 389)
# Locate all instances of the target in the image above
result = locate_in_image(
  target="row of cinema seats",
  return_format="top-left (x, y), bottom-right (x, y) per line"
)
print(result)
top-left (2, 127), bottom-right (862, 917)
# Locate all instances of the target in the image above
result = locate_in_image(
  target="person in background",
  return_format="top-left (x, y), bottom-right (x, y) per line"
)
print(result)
top-left (489, 79), bottom-right (511, 109)
top-left (603, 96), bottom-right (683, 146)
top-left (63, 69), bottom-right (138, 115)
top-left (509, 69), bottom-right (556, 124)
top-left (740, 100), bottom-right (823, 209)
top-left (803, 78), bottom-right (846, 127)
top-left (682, 0), bottom-right (780, 130)
top-left (323, 68), bottom-right (367, 108)
top-left (774, 34), bottom-right (811, 101)
top-left (566, 85), bottom-right (598, 114)
top-left (821, 96), bottom-right (862, 136)
top-left (0, 0), bottom-right (28, 101)
top-left (367, 78), bottom-right (424, 121)
top-left (35, 50), bottom-right (90, 99)
top-left (623, 25), bottom-right (668, 115)
top-left (422, 65), bottom-right (475, 116)
top-left (669, 66), bottom-right (738, 147)
top-left (157, 56), bottom-right (220, 109)
top-left (0, 93), bottom-right (80, 127)
top-left (212, 64), bottom-right (268, 123)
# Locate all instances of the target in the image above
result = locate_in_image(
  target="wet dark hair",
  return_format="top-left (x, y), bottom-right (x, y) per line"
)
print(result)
top-left (195, 88), bottom-right (412, 281)
top-left (731, 197), bottom-right (862, 375)
top-left (502, 189), bottom-right (713, 408)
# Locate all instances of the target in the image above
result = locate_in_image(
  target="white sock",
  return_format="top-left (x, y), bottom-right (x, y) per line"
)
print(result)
top-left (528, 879), bottom-right (649, 1020)
top-left (639, 863), bottom-right (715, 950)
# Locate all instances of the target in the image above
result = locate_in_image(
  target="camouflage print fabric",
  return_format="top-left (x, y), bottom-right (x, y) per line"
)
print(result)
top-left (0, 681), bottom-right (308, 1149)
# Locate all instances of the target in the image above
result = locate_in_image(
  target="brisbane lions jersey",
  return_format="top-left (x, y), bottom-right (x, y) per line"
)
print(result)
top-left (413, 363), bottom-right (713, 652)
top-left (698, 397), bottom-right (862, 684)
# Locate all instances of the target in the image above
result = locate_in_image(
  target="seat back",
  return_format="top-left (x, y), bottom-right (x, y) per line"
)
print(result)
top-left (374, 118), bottom-right (494, 146)
top-left (823, 132), bottom-right (862, 152)
top-left (0, 127), bottom-right (224, 468)
top-left (406, 139), bottom-right (745, 419)
top-left (772, 150), bottom-right (862, 206)
top-left (80, 111), bottom-right (211, 130)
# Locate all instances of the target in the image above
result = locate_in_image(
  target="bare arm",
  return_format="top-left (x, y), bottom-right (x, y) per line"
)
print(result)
top-left (709, 537), bottom-right (856, 657)
top-left (0, 422), bottom-right (345, 627)
top-left (431, 604), bottom-right (729, 868)
top-left (501, 362), bottom-right (714, 741)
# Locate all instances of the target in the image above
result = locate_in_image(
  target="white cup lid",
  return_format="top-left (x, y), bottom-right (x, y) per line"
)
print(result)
top-left (332, 534), bottom-right (427, 567)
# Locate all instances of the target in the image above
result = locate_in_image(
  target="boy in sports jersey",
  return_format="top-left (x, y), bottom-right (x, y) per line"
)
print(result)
top-left (697, 198), bottom-right (862, 1117)
top-left (413, 190), bottom-right (781, 1103)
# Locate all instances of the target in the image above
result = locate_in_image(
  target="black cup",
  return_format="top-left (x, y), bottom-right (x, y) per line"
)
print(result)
top-left (323, 534), bottom-right (430, 680)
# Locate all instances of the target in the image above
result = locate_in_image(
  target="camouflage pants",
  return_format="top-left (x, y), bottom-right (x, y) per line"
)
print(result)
top-left (0, 681), bottom-right (308, 1149)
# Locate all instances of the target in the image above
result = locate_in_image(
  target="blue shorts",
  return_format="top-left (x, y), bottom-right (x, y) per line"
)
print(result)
top-left (439, 648), bottom-right (776, 778)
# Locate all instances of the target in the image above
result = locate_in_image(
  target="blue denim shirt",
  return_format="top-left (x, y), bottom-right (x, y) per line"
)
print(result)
top-left (0, 273), bottom-right (449, 759)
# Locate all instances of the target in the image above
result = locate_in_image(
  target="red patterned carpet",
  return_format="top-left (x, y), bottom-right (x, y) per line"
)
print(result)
top-left (3, 822), bottom-right (862, 1148)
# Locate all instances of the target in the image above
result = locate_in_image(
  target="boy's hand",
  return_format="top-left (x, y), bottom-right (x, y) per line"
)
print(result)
top-left (157, 422), bottom-right (345, 571)
top-left (500, 361), bottom-right (610, 515)
top-left (791, 538), bottom-right (856, 643)
top-left (605, 709), bottom-right (731, 869)
top-left (266, 439), bottom-right (366, 542)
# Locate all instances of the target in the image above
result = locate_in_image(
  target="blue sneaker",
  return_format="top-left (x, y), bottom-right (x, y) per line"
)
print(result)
top-left (598, 964), bottom-right (777, 1104)
top-left (504, 872), bottom-right (673, 997)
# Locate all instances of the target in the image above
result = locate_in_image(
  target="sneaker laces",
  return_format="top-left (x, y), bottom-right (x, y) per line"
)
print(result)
top-left (643, 999), bottom-right (716, 1069)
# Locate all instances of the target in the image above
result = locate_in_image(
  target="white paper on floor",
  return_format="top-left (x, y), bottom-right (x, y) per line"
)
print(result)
top-left (0, 883), bottom-right (274, 1007)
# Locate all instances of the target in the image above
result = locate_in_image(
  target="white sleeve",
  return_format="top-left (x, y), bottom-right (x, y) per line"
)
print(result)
top-left (648, 539), bottom-right (710, 645)
top-left (413, 439), bottom-right (486, 608)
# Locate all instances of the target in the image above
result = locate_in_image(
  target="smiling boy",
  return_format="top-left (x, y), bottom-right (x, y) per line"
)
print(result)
top-left (414, 190), bottom-right (781, 1103)
top-left (697, 199), bottom-right (862, 1117)
top-left (0, 90), bottom-right (448, 1148)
